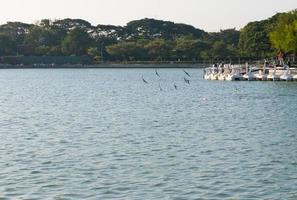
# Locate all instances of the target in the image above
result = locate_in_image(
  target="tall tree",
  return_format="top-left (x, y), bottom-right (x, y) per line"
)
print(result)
top-left (269, 10), bottom-right (297, 54)
top-left (0, 33), bottom-right (16, 56)
top-left (238, 14), bottom-right (280, 58)
top-left (61, 28), bottom-right (93, 56)
top-left (175, 36), bottom-right (211, 61)
top-left (106, 41), bottom-right (147, 61)
top-left (144, 39), bottom-right (174, 61)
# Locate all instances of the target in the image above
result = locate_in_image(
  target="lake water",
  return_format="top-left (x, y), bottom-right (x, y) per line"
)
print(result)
top-left (0, 68), bottom-right (297, 200)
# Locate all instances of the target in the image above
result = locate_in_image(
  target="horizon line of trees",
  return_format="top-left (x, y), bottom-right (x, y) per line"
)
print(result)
top-left (0, 9), bottom-right (296, 64)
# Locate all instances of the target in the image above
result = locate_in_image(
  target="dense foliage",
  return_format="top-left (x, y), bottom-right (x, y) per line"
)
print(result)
top-left (269, 10), bottom-right (297, 54)
top-left (0, 10), bottom-right (296, 64)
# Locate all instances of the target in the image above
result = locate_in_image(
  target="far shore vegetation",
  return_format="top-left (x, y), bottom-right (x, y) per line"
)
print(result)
top-left (0, 9), bottom-right (296, 65)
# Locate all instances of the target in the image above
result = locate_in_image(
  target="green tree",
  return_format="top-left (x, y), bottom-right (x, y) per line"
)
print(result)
top-left (0, 33), bottom-right (16, 56)
top-left (209, 29), bottom-right (240, 46)
top-left (269, 10), bottom-right (297, 54)
top-left (144, 39), bottom-right (173, 61)
top-left (239, 22), bottom-right (271, 58)
top-left (106, 41), bottom-right (147, 61)
top-left (211, 40), bottom-right (237, 60)
top-left (174, 36), bottom-right (211, 61)
top-left (125, 18), bottom-right (206, 40)
top-left (87, 47), bottom-right (101, 62)
top-left (0, 22), bottom-right (32, 44)
top-left (238, 14), bottom-right (280, 58)
top-left (61, 28), bottom-right (92, 56)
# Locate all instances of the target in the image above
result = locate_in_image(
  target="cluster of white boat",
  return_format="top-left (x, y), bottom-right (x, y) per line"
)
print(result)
top-left (203, 62), bottom-right (297, 81)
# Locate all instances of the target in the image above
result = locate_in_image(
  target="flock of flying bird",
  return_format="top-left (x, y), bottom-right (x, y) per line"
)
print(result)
top-left (141, 69), bottom-right (192, 91)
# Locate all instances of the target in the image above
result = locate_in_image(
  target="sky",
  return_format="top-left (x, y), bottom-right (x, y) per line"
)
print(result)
top-left (1, 0), bottom-right (297, 32)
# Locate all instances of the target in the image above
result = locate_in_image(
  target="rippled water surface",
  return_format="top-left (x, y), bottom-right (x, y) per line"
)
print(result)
top-left (0, 68), bottom-right (297, 199)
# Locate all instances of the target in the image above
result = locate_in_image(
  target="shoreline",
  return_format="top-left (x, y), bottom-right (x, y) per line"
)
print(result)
top-left (0, 63), bottom-right (206, 69)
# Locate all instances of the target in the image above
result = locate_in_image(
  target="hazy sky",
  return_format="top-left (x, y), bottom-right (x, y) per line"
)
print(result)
top-left (1, 0), bottom-right (297, 31)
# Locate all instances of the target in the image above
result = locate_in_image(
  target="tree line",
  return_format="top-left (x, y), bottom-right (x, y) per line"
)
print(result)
top-left (0, 9), bottom-right (296, 64)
